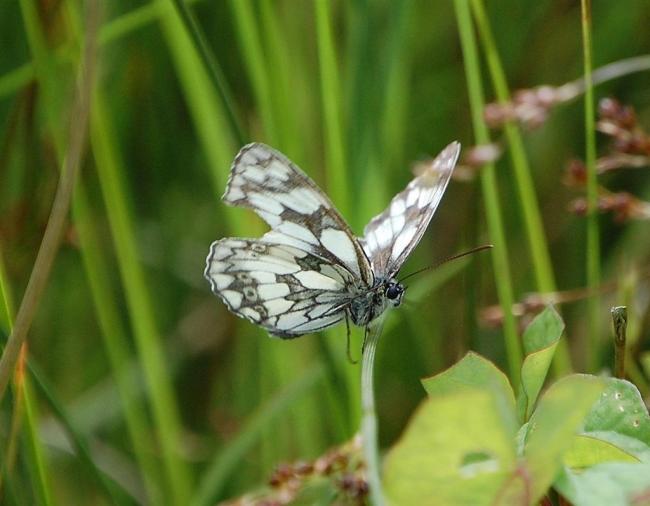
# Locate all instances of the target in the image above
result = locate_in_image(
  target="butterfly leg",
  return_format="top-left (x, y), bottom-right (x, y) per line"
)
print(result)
top-left (361, 324), bottom-right (369, 357)
top-left (345, 313), bottom-right (359, 364)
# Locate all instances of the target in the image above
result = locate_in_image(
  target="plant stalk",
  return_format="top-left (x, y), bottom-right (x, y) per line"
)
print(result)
top-left (454, 0), bottom-right (522, 384)
top-left (169, 0), bottom-right (246, 146)
top-left (0, 0), bottom-right (99, 400)
top-left (611, 306), bottom-right (627, 379)
top-left (362, 316), bottom-right (386, 506)
top-left (581, 0), bottom-right (601, 372)
top-left (470, 0), bottom-right (572, 376)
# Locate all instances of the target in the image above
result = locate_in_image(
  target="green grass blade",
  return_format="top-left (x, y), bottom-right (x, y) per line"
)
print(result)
top-left (0, 248), bottom-right (14, 330)
top-left (454, 0), bottom-right (522, 385)
top-left (192, 365), bottom-right (325, 506)
top-left (0, 251), bottom-right (52, 506)
top-left (26, 361), bottom-right (128, 504)
top-left (258, 0), bottom-right (303, 158)
top-left (0, 1), bottom-right (201, 102)
top-left (0, 64), bottom-right (35, 102)
top-left (378, 0), bottom-right (414, 174)
top-left (581, 0), bottom-right (601, 372)
top-left (6, 3), bottom-right (99, 501)
top-left (90, 90), bottom-right (193, 505)
top-left (21, 1), bottom-right (167, 501)
top-left (72, 188), bottom-right (162, 504)
top-left (0, 0), bottom-right (95, 398)
top-left (157, 1), bottom-right (239, 212)
top-left (314, 1), bottom-right (361, 430)
top-left (342, 0), bottom-right (372, 212)
top-left (168, 0), bottom-right (247, 146)
top-left (20, 379), bottom-right (54, 506)
top-left (57, 5), bottom-right (164, 501)
top-left (315, 0), bottom-right (349, 216)
top-left (469, 0), bottom-right (555, 293)
top-left (469, 0), bottom-right (572, 376)
top-left (229, 0), bottom-right (277, 145)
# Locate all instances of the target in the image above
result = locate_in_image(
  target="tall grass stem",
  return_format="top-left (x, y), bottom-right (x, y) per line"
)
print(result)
top-left (315, 1), bottom-right (361, 428)
top-left (229, 0), bottom-right (277, 145)
top-left (90, 89), bottom-right (193, 505)
top-left (581, 0), bottom-right (601, 372)
top-left (73, 188), bottom-right (162, 503)
top-left (169, 0), bottom-right (247, 146)
top-left (0, 252), bottom-right (52, 504)
top-left (21, 379), bottom-right (54, 506)
top-left (454, 0), bottom-right (523, 385)
top-left (470, 0), bottom-right (571, 375)
top-left (315, 0), bottom-right (349, 216)
top-left (0, 0), bottom-right (99, 399)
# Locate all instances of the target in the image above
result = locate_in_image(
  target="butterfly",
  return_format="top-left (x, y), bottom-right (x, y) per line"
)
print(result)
top-left (204, 142), bottom-right (460, 339)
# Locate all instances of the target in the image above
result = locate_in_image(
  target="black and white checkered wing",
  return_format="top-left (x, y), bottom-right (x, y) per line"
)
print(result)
top-left (223, 143), bottom-right (373, 285)
top-left (205, 239), bottom-right (353, 337)
top-left (205, 143), bottom-right (373, 337)
top-left (361, 142), bottom-right (460, 278)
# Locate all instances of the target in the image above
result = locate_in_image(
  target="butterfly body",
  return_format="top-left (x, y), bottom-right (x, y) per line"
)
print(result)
top-left (205, 142), bottom-right (459, 338)
top-left (346, 277), bottom-right (404, 327)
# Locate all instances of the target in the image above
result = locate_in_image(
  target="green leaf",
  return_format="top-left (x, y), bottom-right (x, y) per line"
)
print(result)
top-left (523, 374), bottom-right (605, 503)
top-left (384, 389), bottom-right (518, 506)
top-left (422, 352), bottom-right (517, 434)
top-left (555, 463), bottom-right (650, 506)
top-left (560, 378), bottom-right (650, 470)
top-left (582, 378), bottom-right (650, 443)
top-left (517, 306), bottom-right (564, 422)
top-left (563, 434), bottom-right (642, 468)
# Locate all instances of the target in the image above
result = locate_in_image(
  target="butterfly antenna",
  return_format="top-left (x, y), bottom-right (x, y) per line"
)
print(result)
top-left (399, 244), bottom-right (493, 283)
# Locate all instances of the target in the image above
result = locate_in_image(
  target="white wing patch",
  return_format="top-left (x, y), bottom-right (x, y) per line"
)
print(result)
top-left (319, 229), bottom-right (361, 275)
top-left (361, 142), bottom-right (460, 278)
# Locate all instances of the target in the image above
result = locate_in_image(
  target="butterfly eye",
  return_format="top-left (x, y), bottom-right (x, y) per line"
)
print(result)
top-left (386, 283), bottom-right (403, 300)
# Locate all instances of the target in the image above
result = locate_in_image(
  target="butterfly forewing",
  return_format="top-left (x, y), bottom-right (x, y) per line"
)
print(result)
top-left (205, 238), bottom-right (349, 337)
top-left (361, 142), bottom-right (460, 278)
top-left (223, 143), bottom-right (373, 286)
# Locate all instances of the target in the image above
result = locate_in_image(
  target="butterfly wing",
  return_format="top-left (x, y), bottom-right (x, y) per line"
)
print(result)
top-left (361, 142), bottom-right (460, 278)
top-left (205, 238), bottom-right (354, 337)
top-left (206, 143), bottom-right (375, 337)
top-left (223, 143), bottom-right (373, 286)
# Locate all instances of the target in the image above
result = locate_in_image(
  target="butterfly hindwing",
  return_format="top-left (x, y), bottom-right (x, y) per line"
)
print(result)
top-left (205, 238), bottom-right (350, 337)
top-left (223, 143), bottom-right (373, 286)
top-left (361, 142), bottom-right (460, 278)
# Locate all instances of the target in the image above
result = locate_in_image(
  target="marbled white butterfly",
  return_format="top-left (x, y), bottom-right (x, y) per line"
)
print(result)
top-left (205, 142), bottom-right (460, 338)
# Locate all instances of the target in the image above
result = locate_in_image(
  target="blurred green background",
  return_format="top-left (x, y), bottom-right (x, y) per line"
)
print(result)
top-left (1, 0), bottom-right (650, 504)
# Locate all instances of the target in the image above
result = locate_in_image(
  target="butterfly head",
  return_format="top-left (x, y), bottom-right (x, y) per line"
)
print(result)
top-left (384, 280), bottom-right (405, 307)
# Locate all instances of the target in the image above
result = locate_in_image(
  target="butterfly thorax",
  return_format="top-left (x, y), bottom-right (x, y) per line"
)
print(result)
top-left (348, 278), bottom-right (404, 326)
